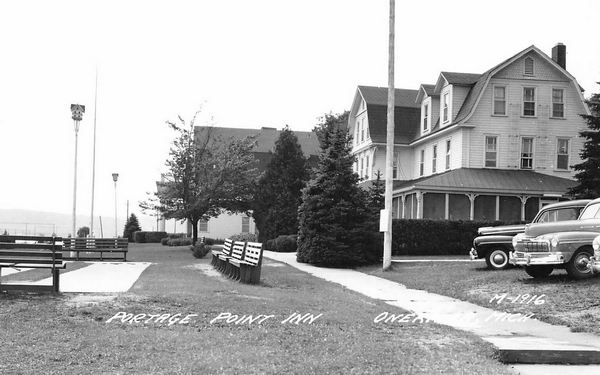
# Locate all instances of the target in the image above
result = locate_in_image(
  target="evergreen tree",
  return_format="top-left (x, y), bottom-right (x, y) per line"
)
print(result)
top-left (77, 226), bottom-right (90, 238)
top-left (123, 213), bottom-right (142, 242)
top-left (253, 126), bottom-right (308, 242)
top-left (569, 90), bottom-right (600, 198)
top-left (297, 112), bottom-right (375, 267)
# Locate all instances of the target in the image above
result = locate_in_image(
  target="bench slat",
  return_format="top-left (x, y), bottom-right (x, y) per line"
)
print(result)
top-left (0, 235), bottom-right (61, 242)
top-left (0, 243), bottom-right (62, 250)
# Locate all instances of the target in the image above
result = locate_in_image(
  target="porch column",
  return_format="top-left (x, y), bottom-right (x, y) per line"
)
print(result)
top-left (467, 193), bottom-right (478, 221)
top-left (416, 192), bottom-right (423, 219)
top-left (401, 195), bottom-right (406, 219)
top-left (519, 195), bottom-right (530, 221)
top-left (495, 196), bottom-right (500, 221)
top-left (445, 193), bottom-right (450, 220)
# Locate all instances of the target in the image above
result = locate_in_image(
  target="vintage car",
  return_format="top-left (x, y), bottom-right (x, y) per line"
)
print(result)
top-left (471, 200), bottom-right (589, 270)
top-left (510, 197), bottom-right (600, 279)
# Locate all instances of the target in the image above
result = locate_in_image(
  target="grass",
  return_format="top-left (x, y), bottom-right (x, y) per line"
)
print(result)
top-left (360, 260), bottom-right (600, 334)
top-left (0, 244), bottom-right (517, 374)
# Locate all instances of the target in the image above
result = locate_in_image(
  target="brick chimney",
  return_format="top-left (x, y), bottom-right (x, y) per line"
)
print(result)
top-left (552, 43), bottom-right (566, 70)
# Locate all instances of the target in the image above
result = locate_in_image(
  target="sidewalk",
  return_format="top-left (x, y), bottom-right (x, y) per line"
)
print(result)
top-left (263, 251), bottom-right (600, 369)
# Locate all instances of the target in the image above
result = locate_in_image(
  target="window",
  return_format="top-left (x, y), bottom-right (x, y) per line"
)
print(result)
top-left (523, 87), bottom-right (536, 116)
top-left (485, 136), bottom-right (497, 168)
top-left (365, 155), bottom-right (370, 179)
top-left (360, 157), bottom-right (364, 178)
top-left (355, 120), bottom-right (359, 145)
top-left (442, 93), bottom-right (449, 123)
top-left (524, 57), bottom-right (534, 75)
top-left (521, 137), bottom-right (533, 169)
top-left (242, 216), bottom-right (250, 233)
top-left (552, 88), bottom-right (565, 118)
top-left (360, 119), bottom-right (365, 142)
top-left (419, 149), bottom-right (425, 176)
top-left (423, 103), bottom-right (429, 131)
top-left (557, 138), bottom-right (570, 170)
top-left (392, 153), bottom-right (399, 179)
top-left (432, 145), bottom-right (437, 173)
top-left (445, 139), bottom-right (451, 170)
top-left (493, 86), bottom-right (506, 115)
top-left (198, 219), bottom-right (208, 232)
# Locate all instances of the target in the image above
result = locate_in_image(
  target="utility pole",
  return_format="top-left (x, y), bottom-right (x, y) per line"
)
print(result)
top-left (383, 0), bottom-right (395, 271)
top-left (90, 68), bottom-right (98, 237)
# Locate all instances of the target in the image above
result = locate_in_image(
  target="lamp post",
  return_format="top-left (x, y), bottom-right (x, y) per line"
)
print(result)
top-left (70, 104), bottom-right (85, 240)
top-left (112, 173), bottom-right (119, 238)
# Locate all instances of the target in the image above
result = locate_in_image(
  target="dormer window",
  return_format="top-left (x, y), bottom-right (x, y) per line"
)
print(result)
top-left (442, 93), bottom-right (449, 123)
top-left (423, 103), bottom-right (429, 132)
top-left (524, 57), bottom-right (534, 75)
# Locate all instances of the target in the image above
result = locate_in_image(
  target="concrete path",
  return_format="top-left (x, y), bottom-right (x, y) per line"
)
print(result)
top-left (32, 262), bottom-right (152, 292)
top-left (263, 251), bottom-right (600, 369)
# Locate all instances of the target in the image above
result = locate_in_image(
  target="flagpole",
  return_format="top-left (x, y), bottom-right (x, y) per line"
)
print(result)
top-left (90, 67), bottom-right (98, 237)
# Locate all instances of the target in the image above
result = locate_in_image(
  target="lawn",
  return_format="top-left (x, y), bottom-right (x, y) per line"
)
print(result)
top-left (360, 259), bottom-right (600, 334)
top-left (0, 244), bottom-right (517, 374)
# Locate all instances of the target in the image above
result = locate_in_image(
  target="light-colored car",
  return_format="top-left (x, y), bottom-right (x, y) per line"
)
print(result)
top-left (510, 197), bottom-right (600, 279)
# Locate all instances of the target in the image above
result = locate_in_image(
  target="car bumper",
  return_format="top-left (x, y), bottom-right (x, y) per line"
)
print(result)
top-left (509, 251), bottom-right (565, 266)
top-left (469, 248), bottom-right (478, 260)
top-left (587, 257), bottom-right (600, 274)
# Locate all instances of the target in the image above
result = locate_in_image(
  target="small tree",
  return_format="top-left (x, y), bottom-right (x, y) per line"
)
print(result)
top-left (297, 112), bottom-right (375, 267)
top-left (141, 111), bottom-right (258, 244)
top-left (569, 89), bottom-right (600, 198)
top-left (2, 229), bottom-right (8, 235)
top-left (253, 126), bottom-right (308, 242)
top-left (77, 226), bottom-right (90, 238)
top-left (123, 214), bottom-right (142, 242)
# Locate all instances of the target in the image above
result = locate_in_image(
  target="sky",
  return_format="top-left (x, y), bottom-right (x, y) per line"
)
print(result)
top-left (1, 0), bottom-right (599, 235)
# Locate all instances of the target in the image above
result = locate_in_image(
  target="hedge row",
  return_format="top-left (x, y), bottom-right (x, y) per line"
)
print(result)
top-left (133, 231), bottom-right (168, 243)
top-left (265, 235), bottom-right (297, 252)
top-left (391, 219), bottom-right (509, 256)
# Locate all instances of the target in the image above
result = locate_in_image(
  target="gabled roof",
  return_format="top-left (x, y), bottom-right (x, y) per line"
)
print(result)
top-left (194, 126), bottom-right (320, 156)
top-left (434, 72), bottom-right (481, 93)
top-left (416, 84), bottom-right (437, 103)
top-left (358, 86), bottom-right (420, 108)
top-left (393, 168), bottom-right (576, 195)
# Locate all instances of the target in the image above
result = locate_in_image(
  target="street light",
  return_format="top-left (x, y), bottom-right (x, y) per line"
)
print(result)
top-left (70, 104), bottom-right (85, 240)
top-left (112, 173), bottom-right (119, 238)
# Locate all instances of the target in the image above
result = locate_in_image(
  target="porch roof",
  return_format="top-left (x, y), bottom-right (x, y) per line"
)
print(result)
top-left (393, 168), bottom-right (577, 196)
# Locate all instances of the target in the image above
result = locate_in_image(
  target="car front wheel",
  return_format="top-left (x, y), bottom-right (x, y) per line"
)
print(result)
top-left (485, 248), bottom-right (510, 270)
top-left (525, 265), bottom-right (554, 278)
top-left (566, 248), bottom-right (594, 280)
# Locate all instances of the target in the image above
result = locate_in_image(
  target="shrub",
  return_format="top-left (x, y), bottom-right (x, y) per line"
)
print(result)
top-left (160, 237), bottom-right (169, 246)
top-left (265, 239), bottom-right (276, 251)
top-left (167, 233), bottom-right (188, 239)
top-left (274, 235), bottom-right (297, 252)
top-left (230, 233), bottom-right (258, 242)
top-left (391, 219), bottom-right (510, 256)
top-left (133, 231), bottom-right (168, 243)
top-left (192, 242), bottom-right (210, 258)
top-left (168, 238), bottom-right (193, 247)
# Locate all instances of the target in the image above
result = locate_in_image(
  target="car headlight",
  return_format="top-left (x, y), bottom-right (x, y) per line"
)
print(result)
top-left (550, 235), bottom-right (559, 249)
top-left (512, 233), bottom-right (523, 248)
top-left (593, 235), bottom-right (600, 252)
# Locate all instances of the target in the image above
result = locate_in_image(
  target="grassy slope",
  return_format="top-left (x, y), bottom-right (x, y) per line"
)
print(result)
top-left (0, 244), bottom-right (515, 374)
top-left (360, 261), bottom-right (600, 334)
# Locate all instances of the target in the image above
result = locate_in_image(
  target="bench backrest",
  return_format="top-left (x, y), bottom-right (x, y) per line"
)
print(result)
top-left (221, 238), bottom-right (233, 257)
top-left (63, 238), bottom-right (129, 250)
top-left (231, 241), bottom-right (246, 261)
top-left (0, 235), bottom-right (63, 267)
top-left (242, 242), bottom-right (263, 266)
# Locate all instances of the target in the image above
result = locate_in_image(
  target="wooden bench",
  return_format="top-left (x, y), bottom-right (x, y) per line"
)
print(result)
top-left (62, 238), bottom-right (129, 261)
top-left (224, 241), bottom-right (246, 281)
top-left (0, 235), bottom-right (65, 293)
top-left (228, 241), bottom-right (264, 284)
top-left (211, 238), bottom-right (233, 271)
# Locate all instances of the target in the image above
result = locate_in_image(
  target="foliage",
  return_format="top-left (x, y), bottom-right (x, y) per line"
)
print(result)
top-left (297, 112), bottom-right (378, 267)
top-left (230, 233), bottom-right (258, 242)
top-left (161, 237), bottom-right (170, 246)
top-left (140, 110), bottom-right (258, 245)
top-left (134, 231), bottom-right (168, 243)
top-left (122, 214), bottom-right (142, 242)
top-left (192, 242), bottom-right (210, 258)
top-left (252, 126), bottom-right (308, 242)
top-left (273, 235), bottom-right (298, 252)
top-left (76, 226), bottom-right (90, 238)
top-left (391, 219), bottom-right (507, 255)
top-left (2, 229), bottom-right (8, 235)
top-left (569, 89), bottom-right (600, 198)
top-left (167, 237), bottom-right (193, 246)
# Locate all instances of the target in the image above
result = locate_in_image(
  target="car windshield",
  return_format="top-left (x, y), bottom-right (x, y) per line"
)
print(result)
top-left (537, 207), bottom-right (582, 223)
top-left (579, 203), bottom-right (600, 220)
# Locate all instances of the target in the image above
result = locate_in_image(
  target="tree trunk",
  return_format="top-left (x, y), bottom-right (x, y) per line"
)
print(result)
top-left (190, 217), bottom-right (199, 245)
